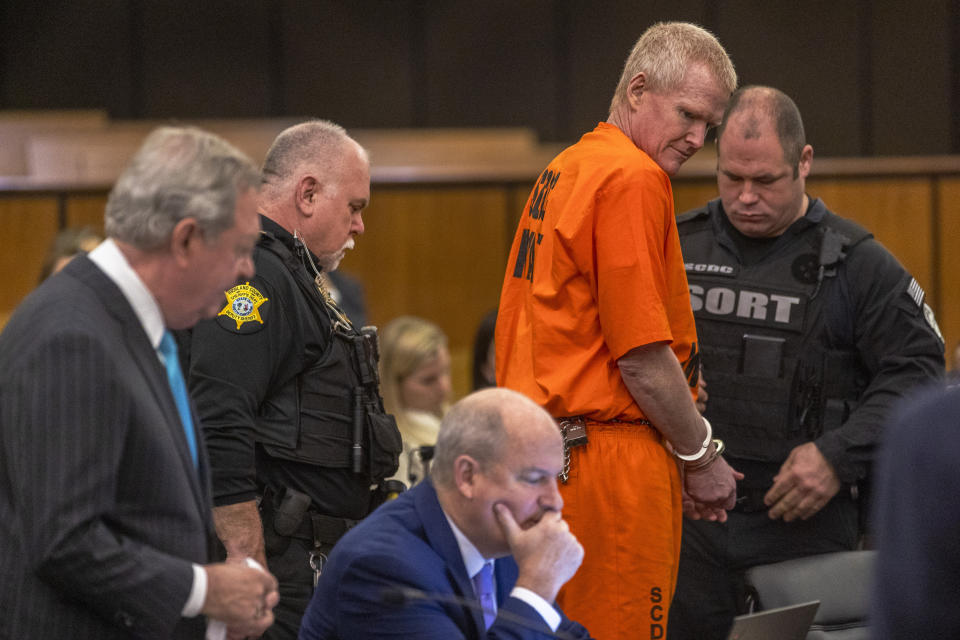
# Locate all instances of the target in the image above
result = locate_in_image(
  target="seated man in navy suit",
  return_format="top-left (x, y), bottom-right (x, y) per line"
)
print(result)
top-left (298, 387), bottom-right (593, 639)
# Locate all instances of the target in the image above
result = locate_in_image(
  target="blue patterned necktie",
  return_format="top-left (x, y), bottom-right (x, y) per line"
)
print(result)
top-left (472, 562), bottom-right (497, 630)
top-left (159, 331), bottom-right (198, 467)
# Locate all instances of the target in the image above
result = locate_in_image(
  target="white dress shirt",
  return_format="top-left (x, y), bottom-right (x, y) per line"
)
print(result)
top-left (444, 512), bottom-right (561, 631)
top-left (88, 239), bottom-right (208, 617)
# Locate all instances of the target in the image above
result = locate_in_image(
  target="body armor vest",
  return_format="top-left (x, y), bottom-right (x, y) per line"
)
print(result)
top-left (678, 200), bottom-right (872, 465)
top-left (253, 232), bottom-right (400, 482)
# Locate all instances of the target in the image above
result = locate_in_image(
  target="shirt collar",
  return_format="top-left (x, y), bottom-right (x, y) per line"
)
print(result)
top-left (443, 510), bottom-right (491, 582)
top-left (87, 238), bottom-right (166, 350)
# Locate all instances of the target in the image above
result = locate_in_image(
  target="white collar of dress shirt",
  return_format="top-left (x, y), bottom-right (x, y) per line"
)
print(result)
top-left (88, 238), bottom-right (166, 351)
top-left (443, 510), bottom-right (491, 586)
top-left (442, 504), bottom-right (561, 631)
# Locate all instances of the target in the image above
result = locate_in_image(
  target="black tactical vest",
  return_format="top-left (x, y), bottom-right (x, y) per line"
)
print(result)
top-left (254, 232), bottom-right (401, 482)
top-left (678, 200), bottom-right (872, 464)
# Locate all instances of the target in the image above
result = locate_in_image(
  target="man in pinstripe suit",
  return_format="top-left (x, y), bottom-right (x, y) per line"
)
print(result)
top-left (0, 127), bottom-right (279, 639)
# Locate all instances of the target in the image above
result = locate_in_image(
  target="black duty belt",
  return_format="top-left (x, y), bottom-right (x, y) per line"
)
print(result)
top-left (733, 483), bottom-right (859, 514)
top-left (293, 512), bottom-right (358, 550)
top-left (263, 485), bottom-right (358, 550)
top-left (733, 487), bottom-right (770, 513)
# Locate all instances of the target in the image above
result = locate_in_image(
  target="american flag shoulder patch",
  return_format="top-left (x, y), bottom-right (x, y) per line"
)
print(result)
top-left (907, 278), bottom-right (924, 308)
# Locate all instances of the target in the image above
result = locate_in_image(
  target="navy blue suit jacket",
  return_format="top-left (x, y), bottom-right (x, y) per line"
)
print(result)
top-left (871, 384), bottom-right (960, 638)
top-left (0, 256), bottom-right (215, 639)
top-left (298, 480), bottom-right (591, 640)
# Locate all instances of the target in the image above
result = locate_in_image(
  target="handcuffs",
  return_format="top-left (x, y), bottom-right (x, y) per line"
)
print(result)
top-left (557, 417), bottom-right (588, 484)
top-left (557, 416), bottom-right (725, 483)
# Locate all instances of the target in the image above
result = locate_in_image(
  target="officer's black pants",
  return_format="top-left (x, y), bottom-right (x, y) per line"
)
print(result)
top-left (263, 537), bottom-right (316, 640)
top-left (666, 495), bottom-right (859, 640)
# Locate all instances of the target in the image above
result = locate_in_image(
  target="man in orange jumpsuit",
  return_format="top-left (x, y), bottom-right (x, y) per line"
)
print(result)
top-left (496, 22), bottom-right (741, 640)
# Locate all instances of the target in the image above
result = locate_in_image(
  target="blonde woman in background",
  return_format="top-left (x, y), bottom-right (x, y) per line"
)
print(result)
top-left (380, 315), bottom-right (452, 487)
top-left (39, 226), bottom-right (103, 282)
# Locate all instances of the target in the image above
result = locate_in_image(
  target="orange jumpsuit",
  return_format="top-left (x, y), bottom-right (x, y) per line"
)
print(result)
top-left (496, 122), bottom-right (699, 640)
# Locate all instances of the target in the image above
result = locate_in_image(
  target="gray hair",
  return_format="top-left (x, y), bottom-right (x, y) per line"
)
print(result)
top-left (430, 388), bottom-right (523, 488)
top-left (260, 120), bottom-right (368, 199)
top-left (609, 22), bottom-right (737, 113)
top-left (717, 86), bottom-right (807, 177)
top-left (105, 127), bottom-right (259, 250)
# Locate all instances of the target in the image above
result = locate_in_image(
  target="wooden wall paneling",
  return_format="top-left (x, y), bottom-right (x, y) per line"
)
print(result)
top-left (278, 0), bottom-right (417, 127)
top-left (936, 178), bottom-right (960, 358)
top-left (715, 1), bottom-right (863, 157)
top-left (0, 1), bottom-right (133, 116)
top-left (356, 128), bottom-right (539, 166)
top-left (340, 186), bottom-right (512, 399)
top-left (65, 194), bottom-right (109, 232)
top-left (805, 177), bottom-right (934, 295)
top-left (137, 2), bottom-right (274, 117)
top-left (0, 110), bottom-right (108, 176)
top-left (190, 119), bottom-right (303, 167)
top-left (2, 3), bottom-right (958, 158)
top-left (27, 130), bottom-right (144, 183)
top-left (0, 197), bottom-right (60, 323)
top-left (421, 1), bottom-right (559, 135)
top-left (673, 178), bottom-right (718, 216)
top-left (870, 1), bottom-right (953, 155)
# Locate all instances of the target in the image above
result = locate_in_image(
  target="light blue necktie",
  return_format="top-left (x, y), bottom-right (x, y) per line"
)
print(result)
top-left (159, 331), bottom-right (198, 467)
top-left (472, 562), bottom-right (497, 630)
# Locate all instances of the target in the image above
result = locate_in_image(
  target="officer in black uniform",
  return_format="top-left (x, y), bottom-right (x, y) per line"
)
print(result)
top-left (667, 87), bottom-right (945, 640)
top-left (180, 120), bottom-right (401, 640)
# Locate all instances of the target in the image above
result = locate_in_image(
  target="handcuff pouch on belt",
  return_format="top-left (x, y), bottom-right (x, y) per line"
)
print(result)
top-left (558, 417), bottom-right (588, 484)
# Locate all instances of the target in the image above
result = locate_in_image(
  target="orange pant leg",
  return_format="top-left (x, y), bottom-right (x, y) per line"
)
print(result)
top-left (556, 423), bottom-right (683, 640)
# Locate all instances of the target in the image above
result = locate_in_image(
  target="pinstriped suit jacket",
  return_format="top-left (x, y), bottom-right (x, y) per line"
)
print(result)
top-left (0, 255), bottom-right (216, 639)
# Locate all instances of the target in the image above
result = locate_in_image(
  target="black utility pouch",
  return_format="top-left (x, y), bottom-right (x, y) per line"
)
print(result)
top-left (366, 410), bottom-right (402, 482)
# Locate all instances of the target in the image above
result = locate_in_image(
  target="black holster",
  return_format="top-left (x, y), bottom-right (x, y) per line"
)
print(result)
top-left (260, 486), bottom-right (359, 557)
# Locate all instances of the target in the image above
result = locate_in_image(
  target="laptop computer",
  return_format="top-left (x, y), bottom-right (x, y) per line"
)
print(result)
top-left (726, 601), bottom-right (820, 640)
